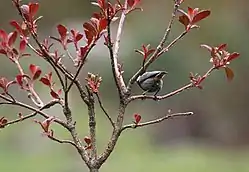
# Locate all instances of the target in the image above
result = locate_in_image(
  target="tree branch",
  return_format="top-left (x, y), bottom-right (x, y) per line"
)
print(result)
top-left (2, 99), bottom-right (60, 126)
top-left (85, 86), bottom-right (97, 162)
top-left (48, 135), bottom-right (78, 149)
top-left (106, 0), bottom-right (127, 99)
top-left (95, 93), bottom-right (115, 128)
top-left (121, 111), bottom-right (194, 131)
top-left (0, 94), bottom-right (68, 129)
top-left (128, 83), bottom-right (193, 103)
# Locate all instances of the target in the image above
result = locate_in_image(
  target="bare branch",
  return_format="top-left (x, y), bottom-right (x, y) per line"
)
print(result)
top-left (121, 111), bottom-right (194, 131)
top-left (128, 83), bottom-right (193, 103)
top-left (95, 93), bottom-right (115, 128)
top-left (3, 99), bottom-right (60, 126)
top-left (48, 135), bottom-right (78, 149)
top-left (0, 94), bottom-right (68, 129)
top-left (157, 30), bottom-right (187, 56)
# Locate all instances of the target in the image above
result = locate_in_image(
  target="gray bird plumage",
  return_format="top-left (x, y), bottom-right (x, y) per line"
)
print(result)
top-left (137, 71), bottom-right (167, 96)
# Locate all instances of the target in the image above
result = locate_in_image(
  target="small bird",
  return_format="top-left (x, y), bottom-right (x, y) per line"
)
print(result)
top-left (137, 71), bottom-right (167, 96)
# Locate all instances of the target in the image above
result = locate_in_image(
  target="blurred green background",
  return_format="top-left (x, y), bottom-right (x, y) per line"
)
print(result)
top-left (1, 0), bottom-right (249, 172)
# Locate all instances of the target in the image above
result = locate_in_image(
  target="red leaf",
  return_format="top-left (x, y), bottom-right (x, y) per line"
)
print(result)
top-left (8, 31), bottom-right (18, 47)
top-left (187, 7), bottom-right (194, 17)
top-left (19, 39), bottom-right (27, 53)
top-left (36, 116), bottom-right (55, 133)
top-left (179, 15), bottom-right (190, 27)
top-left (134, 113), bottom-right (141, 124)
top-left (50, 89), bottom-right (60, 99)
top-left (192, 10), bottom-right (211, 24)
top-left (84, 136), bottom-right (91, 145)
top-left (128, 0), bottom-right (135, 7)
top-left (0, 116), bottom-right (8, 128)
top-left (0, 49), bottom-right (7, 55)
top-left (29, 64), bottom-right (42, 80)
top-left (227, 52), bottom-right (240, 62)
top-left (57, 24), bottom-right (68, 39)
top-left (40, 72), bottom-right (52, 87)
top-left (10, 20), bottom-right (23, 34)
top-left (0, 29), bottom-right (8, 42)
top-left (75, 33), bottom-right (83, 42)
top-left (15, 74), bottom-right (23, 87)
top-left (40, 78), bottom-right (50, 86)
top-left (217, 44), bottom-right (227, 51)
top-left (29, 3), bottom-right (39, 18)
top-left (224, 67), bottom-right (234, 81)
top-left (99, 18), bottom-right (108, 32)
top-left (79, 46), bottom-right (88, 58)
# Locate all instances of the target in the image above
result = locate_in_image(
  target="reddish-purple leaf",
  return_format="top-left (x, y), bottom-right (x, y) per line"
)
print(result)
top-left (134, 113), bottom-right (141, 124)
top-left (0, 29), bottom-right (8, 42)
top-left (29, 64), bottom-right (42, 80)
top-left (99, 18), bottom-right (108, 32)
top-left (19, 39), bottom-right (27, 52)
top-left (36, 116), bottom-right (55, 133)
top-left (50, 89), bottom-right (60, 99)
top-left (217, 44), bottom-right (227, 51)
top-left (8, 31), bottom-right (18, 47)
top-left (29, 3), bottom-right (39, 17)
top-left (224, 66), bottom-right (234, 81)
top-left (84, 136), bottom-right (91, 145)
top-left (227, 52), bottom-right (240, 62)
top-left (192, 10), bottom-right (211, 24)
top-left (15, 74), bottom-right (23, 87)
top-left (79, 46), bottom-right (88, 58)
top-left (10, 21), bottom-right (23, 34)
top-left (40, 72), bottom-right (52, 87)
top-left (0, 49), bottom-right (7, 55)
top-left (40, 78), bottom-right (50, 86)
top-left (179, 15), bottom-right (190, 27)
top-left (57, 24), bottom-right (68, 39)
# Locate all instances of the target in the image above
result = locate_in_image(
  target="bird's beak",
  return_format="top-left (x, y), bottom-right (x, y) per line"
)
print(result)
top-left (156, 71), bottom-right (168, 79)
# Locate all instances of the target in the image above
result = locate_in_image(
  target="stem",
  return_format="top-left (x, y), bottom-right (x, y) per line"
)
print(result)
top-left (96, 93), bottom-right (115, 128)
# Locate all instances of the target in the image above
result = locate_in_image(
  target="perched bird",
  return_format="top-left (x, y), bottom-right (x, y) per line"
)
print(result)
top-left (137, 71), bottom-right (167, 96)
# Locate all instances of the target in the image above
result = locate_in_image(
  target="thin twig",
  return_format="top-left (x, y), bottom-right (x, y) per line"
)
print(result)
top-left (0, 94), bottom-right (68, 129)
top-left (95, 93), bottom-right (115, 128)
top-left (128, 83), bottom-right (193, 103)
top-left (126, 1), bottom-right (181, 94)
top-left (121, 111), bottom-right (194, 131)
top-left (157, 30), bottom-right (187, 57)
top-left (48, 135), bottom-right (78, 149)
top-left (66, 49), bottom-right (75, 63)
